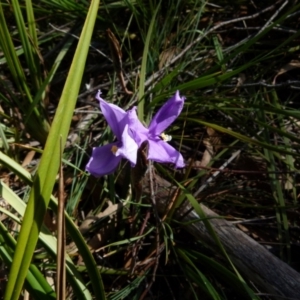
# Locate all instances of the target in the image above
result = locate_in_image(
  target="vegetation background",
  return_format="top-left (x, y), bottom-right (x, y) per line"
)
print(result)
top-left (0, 0), bottom-right (299, 299)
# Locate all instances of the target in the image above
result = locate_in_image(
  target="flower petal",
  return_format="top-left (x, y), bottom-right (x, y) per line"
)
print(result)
top-left (149, 91), bottom-right (185, 136)
top-left (115, 124), bottom-right (138, 166)
top-left (147, 139), bottom-right (185, 168)
top-left (127, 107), bottom-right (149, 146)
top-left (96, 91), bottom-right (127, 139)
top-left (86, 143), bottom-right (122, 176)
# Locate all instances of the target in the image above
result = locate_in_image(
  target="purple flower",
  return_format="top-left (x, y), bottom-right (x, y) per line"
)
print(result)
top-left (129, 91), bottom-right (185, 168)
top-left (86, 91), bottom-right (138, 177)
top-left (86, 90), bottom-right (185, 177)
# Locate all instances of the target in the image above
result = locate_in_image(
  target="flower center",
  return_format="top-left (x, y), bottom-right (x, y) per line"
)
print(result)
top-left (160, 132), bottom-right (172, 142)
top-left (111, 145), bottom-right (118, 155)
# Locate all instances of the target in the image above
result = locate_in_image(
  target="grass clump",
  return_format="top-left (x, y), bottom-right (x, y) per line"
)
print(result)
top-left (0, 0), bottom-right (299, 299)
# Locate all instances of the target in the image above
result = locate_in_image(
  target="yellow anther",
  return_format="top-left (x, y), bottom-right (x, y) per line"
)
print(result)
top-left (111, 145), bottom-right (118, 154)
top-left (160, 132), bottom-right (172, 142)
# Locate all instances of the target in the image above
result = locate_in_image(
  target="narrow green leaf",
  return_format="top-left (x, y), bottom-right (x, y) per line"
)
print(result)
top-left (137, 1), bottom-right (161, 121)
top-left (0, 1), bottom-right (50, 144)
top-left (188, 118), bottom-right (300, 157)
top-left (175, 181), bottom-right (259, 299)
top-left (177, 63), bottom-right (254, 92)
top-left (258, 92), bottom-right (290, 262)
top-left (0, 181), bottom-right (93, 299)
top-left (0, 150), bottom-right (105, 299)
top-left (177, 248), bottom-right (221, 300)
top-left (0, 221), bottom-right (56, 299)
top-left (183, 248), bottom-right (255, 298)
top-left (25, 34), bottom-right (75, 124)
top-left (4, 1), bottom-right (102, 299)
top-left (11, 0), bottom-right (41, 91)
top-left (25, 0), bottom-right (38, 46)
top-left (151, 65), bottom-right (181, 93)
top-left (212, 35), bottom-right (225, 72)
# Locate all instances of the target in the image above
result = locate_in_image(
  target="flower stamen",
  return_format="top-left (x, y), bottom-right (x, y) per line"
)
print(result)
top-left (111, 145), bottom-right (119, 154)
top-left (160, 132), bottom-right (172, 142)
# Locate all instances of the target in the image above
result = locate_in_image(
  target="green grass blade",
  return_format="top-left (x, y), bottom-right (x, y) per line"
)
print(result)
top-left (185, 249), bottom-right (258, 298)
top-left (25, 0), bottom-right (39, 46)
top-left (188, 118), bottom-right (300, 157)
top-left (0, 151), bottom-right (33, 182)
top-left (151, 65), bottom-right (182, 93)
top-left (177, 63), bottom-right (254, 92)
top-left (137, 1), bottom-right (161, 121)
top-left (11, 0), bottom-right (41, 91)
top-left (270, 90), bottom-right (297, 205)
top-left (4, 1), bottom-right (101, 299)
top-left (0, 1), bottom-right (49, 144)
top-left (0, 222), bottom-right (56, 299)
top-left (177, 248), bottom-right (221, 300)
top-left (0, 2), bottom-right (26, 92)
top-left (0, 123), bottom-right (10, 154)
top-left (212, 35), bottom-right (225, 72)
top-left (0, 181), bottom-right (93, 299)
top-left (24, 34), bottom-right (75, 124)
top-left (176, 182), bottom-right (259, 299)
top-left (0, 150), bottom-right (106, 300)
top-left (258, 92), bottom-right (290, 262)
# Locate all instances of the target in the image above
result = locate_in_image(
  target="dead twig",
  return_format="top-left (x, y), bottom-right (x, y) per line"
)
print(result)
top-left (56, 137), bottom-right (66, 299)
top-left (106, 29), bottom-right (133, 95)
top-left (255, 0), bottom-right (289, 36)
